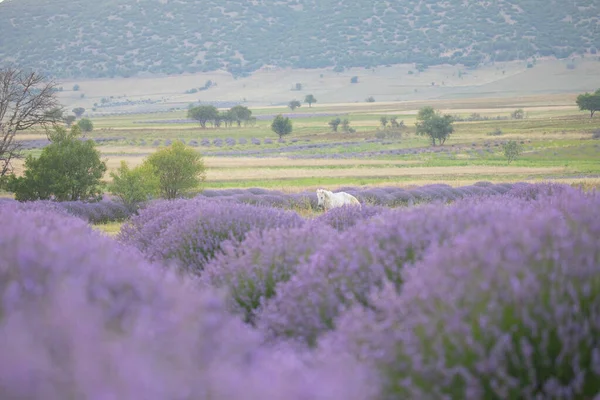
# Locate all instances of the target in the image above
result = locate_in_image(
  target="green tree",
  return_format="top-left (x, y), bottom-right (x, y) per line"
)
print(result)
top-left (108, 161), bottom-right (159, 211)
top-left (576, 89), bottom-right (600, 118)
top-left (77, 117), bottom-right (94, 133)
top-left (64, 115), bottom-right (76, 126)
top-left (229, 105), bottom-right (252, 127)
top-left (6, 125), bottom-right (106, 201)
top-left (503, 140), bottom-right (523, 164)
top-left (380, 116), bottom-right (388, 128)
top-left (72, 107), bottom-right (85, 118)
top-left (415, 107), bottom-right (454, 146)
top-left (341, 119), bottom-right (355, 133)
top-left (304, 94), bottom-right (317, 107)
top-left (288, 100), bottom-right (301, 111)
top-left (271, 114), bottom-right (293, 139)
top-left (511, 108), bottom-right (525, 119)
top-left (143, 140), bottom-right (206, 199)
top-left (188, 105), bottom-right (219, 128)
top-left (328, 117), bottom-right (341, 132)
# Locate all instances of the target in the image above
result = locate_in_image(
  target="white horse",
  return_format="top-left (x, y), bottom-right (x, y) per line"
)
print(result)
top-left (316, 189), bottom-right (361, 211)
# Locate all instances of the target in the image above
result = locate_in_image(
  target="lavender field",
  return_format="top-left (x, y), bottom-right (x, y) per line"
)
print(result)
top-left (2, 182), bottom-right (599, 399)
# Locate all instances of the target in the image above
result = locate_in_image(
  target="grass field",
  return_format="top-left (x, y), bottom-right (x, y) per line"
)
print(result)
top-left (6, 91), bottom-right (600, 197)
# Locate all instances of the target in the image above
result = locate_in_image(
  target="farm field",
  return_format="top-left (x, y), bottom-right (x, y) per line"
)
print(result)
top-left (11, 92), bottom-right (600, 193)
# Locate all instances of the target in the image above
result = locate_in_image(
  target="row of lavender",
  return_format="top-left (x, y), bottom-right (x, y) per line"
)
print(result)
top-left (3, 183), bottom-right (597, 398)
top-left (0, 182), bottom-right (515, 224)
top-left (0, 198), bottom-right (132, 224)
top-left (197, 181), bottom-right (516, 209)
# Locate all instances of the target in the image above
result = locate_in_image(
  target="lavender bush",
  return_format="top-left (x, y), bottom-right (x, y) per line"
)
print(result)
top-left (0, 198), bottom-right (132, 223)
top-left (118, 198), bottom-right (305, 273)
top-left (201, 224), bottom-right (339, 323)
top-left (310, 204), bottom-right (389, 231)
top-left (0, 205), bottom-right (375, 400)
top-left (325, 188), bottom-right (600, 399)
top-left (257, 196), bottom-right (539, 346)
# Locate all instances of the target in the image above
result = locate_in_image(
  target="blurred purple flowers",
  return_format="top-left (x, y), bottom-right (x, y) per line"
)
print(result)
top-left (2, 182), bottom-right (598, 399)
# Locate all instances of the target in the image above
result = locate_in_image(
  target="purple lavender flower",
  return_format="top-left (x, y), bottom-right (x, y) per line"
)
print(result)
top-left (201, 224), bottom-right (338, 323)
top-left (325, 188), bottom-right (600, 399)
top-left (118, 198), bottom-right (305, 273)
top-left (311, 204), bottom-right (389, 232)
top-left (257, 196), bottom-right (541, 346)
top-left (0, 205), bottom-right (376, 400)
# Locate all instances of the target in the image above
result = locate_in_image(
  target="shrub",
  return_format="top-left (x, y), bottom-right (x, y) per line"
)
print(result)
top-left (108, 161), bottom-right (159, 212)
top-left (326, 188), bottom-right (600, 399)
top-left (592, 129), bottom-right (600, 139)
top-left (143, 140), bottom-right (206, 199)
top-left (311, 205), bottom-right (389, 232)
top-left (258, 196), bottom-right (532, 346)
top-left (118, 198), bottom-right (305, 274)
top-left (201, 224), bottom-right (338, 323)
top-left (6, 125), bottom-right (106, 202)
top-left (503, 140), bottom-right (523, 164)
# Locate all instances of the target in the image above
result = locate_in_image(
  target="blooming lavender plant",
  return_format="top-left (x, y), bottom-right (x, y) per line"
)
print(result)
top-left (118, 197), bottom-right (305, 273)
top-left (325, 188), bottom-right (600, 399)
top-left (201, 224), bottom-right (339, 323)
top-left (311, 204), bottom-right (389, 232)
top-left (0, 206), bottom-right (375, 400)
top-left (258, 196), bottom-right (541, 346)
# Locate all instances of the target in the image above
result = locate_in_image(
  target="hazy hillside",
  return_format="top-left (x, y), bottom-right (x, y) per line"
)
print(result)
top-left (1, 0), bottom-right (598, 79)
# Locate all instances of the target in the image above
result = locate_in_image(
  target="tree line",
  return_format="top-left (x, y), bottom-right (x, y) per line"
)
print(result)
top-left (187, 104), bottom-right (256, 128)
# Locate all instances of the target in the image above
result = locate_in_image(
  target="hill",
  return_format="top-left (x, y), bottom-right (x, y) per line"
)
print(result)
top-left (1, 0), bottom-right (599, 79)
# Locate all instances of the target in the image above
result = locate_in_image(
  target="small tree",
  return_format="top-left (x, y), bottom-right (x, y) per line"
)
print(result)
top-left (6, 125), bottom-right (107, 201)
top-left (511, 109), bottom-right (525, 119)
top-left (390, 116), bottom-right (403, 128)
top-left (229, 105), bottom-right (252, 127)
top-left (366, 96), bottom-right (375, 102)
top-left (108, 161), bottom-right (159, 211)
top-left (576, 89), bottom-right (600, 118)
top-left (328, 117), bottom-right (341, 132)
top-left (271, 114), bottom-right (293, 139)
top-left (415, 106), bottom-right (454, 146)
top-left (72, 84), bottom-right (80, 91)
top-left (77, 117), bottom-right (94, 133)
top-left (188, 105), bottom-right (219, 128)
top-left (72, 107), bottom-right (85, 118)
top-left (304, 94), bottom-right (317, 108)
top-left (64, 115), bottom-right (76, 127)
top-left (288, 100), bottom-right (302, 111)
top-left (503, 140), bottom-right (523, 164)
top-left (341, 119), bottom-right (355, 133)
top-left (143, 141), bottom-right (206, 199)
top-left (350, 76), bottom-right (358, 83)
top-left (380, 116), bottom-right (388, 128)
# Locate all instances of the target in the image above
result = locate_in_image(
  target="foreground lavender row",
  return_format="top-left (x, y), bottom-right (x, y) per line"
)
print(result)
top-left (2, 183), bottom-right (599, 399)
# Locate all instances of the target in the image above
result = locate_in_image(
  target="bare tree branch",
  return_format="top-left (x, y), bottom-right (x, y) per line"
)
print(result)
top-left (0, 66), bottom-right (62, 178)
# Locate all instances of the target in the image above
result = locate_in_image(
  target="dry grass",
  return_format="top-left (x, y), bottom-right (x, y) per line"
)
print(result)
top-left (205, 165), bottom-right (565, 181)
